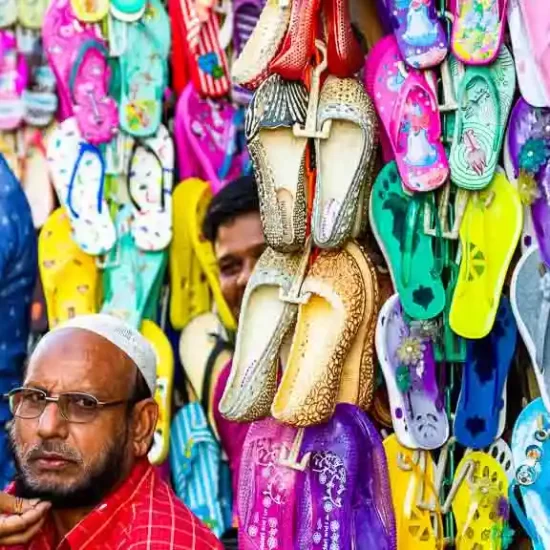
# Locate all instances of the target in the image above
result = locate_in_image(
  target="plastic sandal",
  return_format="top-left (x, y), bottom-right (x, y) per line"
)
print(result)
top-left (17, 0), bottom-right (49, 31)
top-left (71, 0), bottom-right (109, 22)
top-left (365, 36), bottom-right (448, 192)
top-left (0, 30), bottom-right (27, 131)
top-left (451, 0), bottom-right (507, 65)
top-left (376, 294), bottom-right (449, 450)
top-left (449, 46), bottom-right (516, 191)
top-left (0, 0), bottom-right (16, 28)
top-left (454, 297), bottom-right (517, 450)
top-left (38, 208), bottom-right (101, 328)
top-left (110, 0), bottom-right (146, 22)
top-left (450, 169), bottom-right (522, 339)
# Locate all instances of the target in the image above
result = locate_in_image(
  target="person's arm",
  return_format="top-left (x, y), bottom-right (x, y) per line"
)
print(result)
top-left (0, 494), bottom-right (51, 545)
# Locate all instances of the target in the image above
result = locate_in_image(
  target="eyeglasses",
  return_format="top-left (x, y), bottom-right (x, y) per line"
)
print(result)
top-left (5, 388), bottom-right (128, 424)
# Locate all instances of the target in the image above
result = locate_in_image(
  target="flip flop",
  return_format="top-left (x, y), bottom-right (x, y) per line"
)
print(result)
top-left (110, 0), bottom-right (145, 21)
top-left (451, 0), bottom-right (507, 65)
top-left (47, 117), bottom-right (116, 255)
top-left (119, 0), bottom-right (170, 137)
top-left (505, 99), bottom-right (550, 264)
top-left (16, 28), bottom-right (57, 128)
top-left (365, 36), bottom-right (448, 193)
top-left (0, 30), bottom-right (26, 131)
top-left (179, 0), bottom-right (230, 99)
top-left (232, 0), bottom-right (291, 91)
top-left (383, 434), bottom-right (442, 549)
top-left (237, 417), bottom-right (298, 550)
top-left (169, 178), bottom-right (235, 331)
top-left (231, 0), bottom-right (265, 103)
top-left (70, 0), bottom-right (109, 22)
top-left (42, 0), bottom-right (104, 121)
top-left (69, 38), bottom-right (118, 144)
top-left (511, 246), bottom-right (550, 413)
top-left (518, 0), bottom-right (550, 105)
top-left (170, 402), bottom-right (230, 537)
top-left (449, 46), bottom-right (516, 191)
top-left (312, 76), bottom-right (378, 249)
top-left (101, 206), bottom-right (166, 328)
top-left (336, 242), bottom-right (379, 411)
top-left (219, 246), bottom-right (305, 422)
top-left (272, 247), bottom-right (366, 427)
top-left (177, 84), bottom-right (249, 195)
top-left (507, 0), bottom-right (548, 108)
top-left (370, 162), bottom-right (445, 320)
top-left (295, 405), bottom-right (397, 550)
top-left (39, 208), bottom-right (101, 328)
top-left (141, 319), bottom-right (173, 466)
top-left (376, 294), bottom-right (449, 450)
top-left (20, 127), bottom-right (55, 229)
top-left (509, 398), bottom-right (550, 550)
top-left (454, 297), bottom-right (517, 450)
top-left (388, 0), bottom-right (447, 69)
top-left (450, 168), bottom-right (522, 339)
top-left (127, 125), bottom-right (174, 251)
top-left (246, 74), bottom-right (309, 252)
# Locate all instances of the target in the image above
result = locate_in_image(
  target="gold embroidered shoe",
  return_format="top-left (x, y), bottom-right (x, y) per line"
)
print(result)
top-left (219, 246), bottom-right (307, 422)
top-left (312, 76), bottom-right (378, 249)
top-left (271, 246), bottom-right (365, 426)
top-left (232, 0), bottom-right (291, 90)
top-left (245, 74), bottom-right (309, 253)
top-left (337, 241), bottom-right (379, 410)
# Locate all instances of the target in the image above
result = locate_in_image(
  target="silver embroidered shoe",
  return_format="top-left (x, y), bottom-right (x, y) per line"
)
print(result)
top-left (245, 74), bottom-right (309, 253)
top-left (312, 76), bottom-right (378, 249)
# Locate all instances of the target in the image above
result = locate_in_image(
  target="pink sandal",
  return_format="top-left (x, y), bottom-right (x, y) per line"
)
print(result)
top-left (0, 30), bottom-right (27, 130)
top-left (366, 35), bottom-right (448, 192)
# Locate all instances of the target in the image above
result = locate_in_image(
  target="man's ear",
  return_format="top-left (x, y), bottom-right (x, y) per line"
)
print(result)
top-left (131, 399), bottom-right (158, 458)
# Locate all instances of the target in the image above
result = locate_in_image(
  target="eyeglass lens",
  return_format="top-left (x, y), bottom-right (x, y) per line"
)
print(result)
top-left (10, 389), bottom-right (100, 423)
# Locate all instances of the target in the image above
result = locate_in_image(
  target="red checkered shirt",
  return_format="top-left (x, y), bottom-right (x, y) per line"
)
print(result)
top-left (2, 459), bottom-right (222, 550)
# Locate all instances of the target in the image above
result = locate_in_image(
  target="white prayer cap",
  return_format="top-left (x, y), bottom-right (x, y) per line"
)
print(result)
top-left (40, 314), bottom-right (157, 395)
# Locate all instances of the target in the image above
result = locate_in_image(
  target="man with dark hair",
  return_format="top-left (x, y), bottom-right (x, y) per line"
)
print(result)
top-left (0, 314), bottom-right (220, 548)
top-left (202, 175), bottom-right (265, 322)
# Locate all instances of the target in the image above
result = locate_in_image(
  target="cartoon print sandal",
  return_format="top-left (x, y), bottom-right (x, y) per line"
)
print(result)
top-left (450, 169), bottom-right (522, 339)
top-left (511, 246), bottom-right (550, 414)
top-left (383, 434), bottom-right (442, 549)
top-left (510, 398), bottom-right (550, 550)
top-left (69, 39), bottom-right (118, 144)
top-left (39, 208), bottom-right (101, 328)
top-left (127, 124), bottom-right (174, 251)
top-left (237, 418), bottom-right (298, 550)
top-left (0, 30), bottom-right (27, 130)
top-left (454, 297), bottom-right (517, 450)
top-left (366, 35), bottom-right (448, 192)
top-left (17, 28), bottom-right (57, 127)
top-left (119, 0), bottom-right (170, 137)
top-left (312, 76), bottom-right (378, 249)
top-left (232, 0), bottom-right (290, 91)
top-left (443, 451), bottom-right (511, 549)
top-left (370, 162), bottom-right (445, 320)
top-left (449, 46), bottom-right (516, 191)
top-left (389, 0), bottom-right (448, 69)
top-left (451, 0), bottom-right (508, 65)
top-left (47, 118), bottom-right (116, 255)
top-left (245, 74), bottom-right (309, 253)
top-left (179, 0), bottom-right (230, 98)
top-left (142, 319), bottom-right (174, 466)
top-left (505, 99), bottom-right (550, 264)
top-left (376, 294), bottom-right (449, 450)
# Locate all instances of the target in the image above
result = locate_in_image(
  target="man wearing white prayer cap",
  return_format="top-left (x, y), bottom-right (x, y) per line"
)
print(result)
top-left (0, 314), bottom-right (221, 548)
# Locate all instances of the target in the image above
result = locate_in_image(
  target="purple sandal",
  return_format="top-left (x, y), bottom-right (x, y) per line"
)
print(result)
top-left (295, 405), bottom-right (397, 550)
top-left (506, 97), bottom-right (550, 266)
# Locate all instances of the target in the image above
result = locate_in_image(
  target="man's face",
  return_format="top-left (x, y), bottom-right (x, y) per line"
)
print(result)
top-left (214, 211), bottom-right (266, 321)
top-left (10, 330), bottom-right (139, 509)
